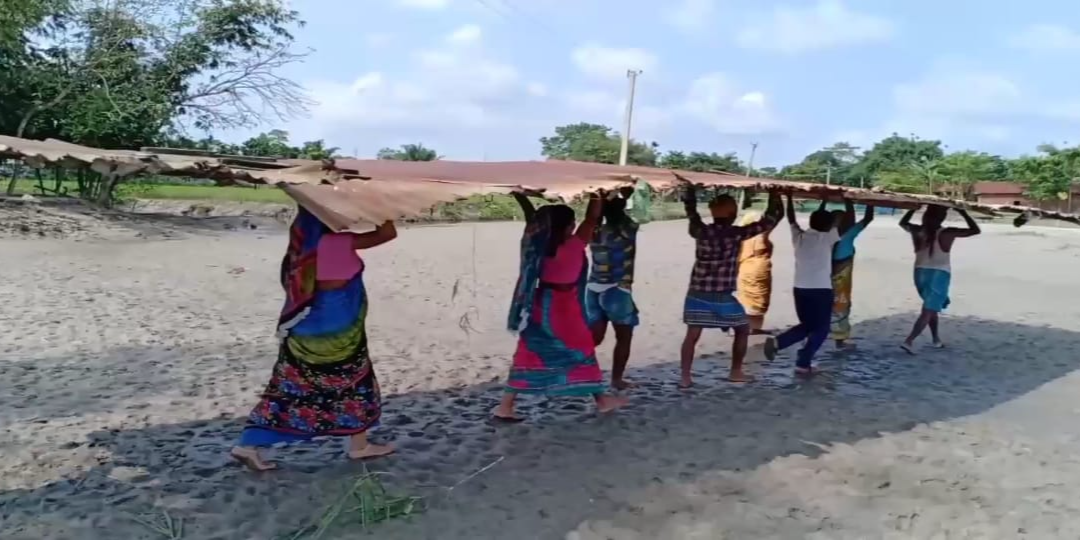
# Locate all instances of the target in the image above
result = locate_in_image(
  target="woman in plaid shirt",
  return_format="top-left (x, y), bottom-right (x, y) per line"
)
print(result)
top-left (679, 185), bottom-right (783, 388)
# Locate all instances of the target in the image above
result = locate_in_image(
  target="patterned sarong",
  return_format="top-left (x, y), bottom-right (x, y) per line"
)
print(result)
top-left (830, 256), bottom-right (854, 340)
top-left (506, 207), bottom-right (604, 396)
top-left (240, 209), bottom-right (381, 447)
top-left (683, 290), bottom-right (748, 329)
top-left (508, 287), bottom-right (605, 396)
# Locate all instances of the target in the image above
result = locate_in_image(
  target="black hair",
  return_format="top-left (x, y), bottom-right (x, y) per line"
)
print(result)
top-left (602, 197), bottom-right (627, 223)
top-left (709, 193), bottom-right (736, 209)
top-left (922, 205), bottom-right (947, 254)
top-left (544, 204), bottom-right (576, 257)
top-left (809, 209), bottom-right (833, 232)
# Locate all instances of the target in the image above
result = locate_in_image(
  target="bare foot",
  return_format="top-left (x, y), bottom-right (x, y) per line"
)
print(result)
top-left (491, 406), bottom-right (525, 423)
top-left (612, 379), bottom-right (637, 391)
top-left (726, 371), bottom-right (756, 383)
top-left (230, 447), bottom-right (277, 472)
top-left (678, 374), bottom-right (694, 390)
top-left (596, 394), bottom-right (629, 414)
top-left (348, 442), bottom-right (395, 460)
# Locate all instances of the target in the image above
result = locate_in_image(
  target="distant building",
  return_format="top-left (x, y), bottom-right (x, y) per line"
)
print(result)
top-left (934, 181), bottom-right (1078, 213)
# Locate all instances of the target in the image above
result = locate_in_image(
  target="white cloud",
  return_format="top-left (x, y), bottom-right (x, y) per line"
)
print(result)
top-left (893, 70), bottom-right (1024, 118)
top-left (678, 73), bottom-right (780, 135)
top-left (562, 89), bottom-right (620, 116)
top-left (447, 24), bottom-right (482, 45)
top-left (525, 82), bottom-right (549, 97)
top-left (1008, 24), bottom-right (1080, 52)
top-left (364, 33), bottom-right (394, 49)
top-left (559, 72), bottom-right (779, 138)
top-left (664, 0), bottom-right (717, 34)
top-left (296, 25), bottom-right (541, 154)
top-left (395, 0), bottom-right (450, 9)
top-left (877, 66), bottom-right (1079, 144)
top-left (571, 44), bottom-right (658, 80)
top-left (736, 0), bottom-right (894, 54)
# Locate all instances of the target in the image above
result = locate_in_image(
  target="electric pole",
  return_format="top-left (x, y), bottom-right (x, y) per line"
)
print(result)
top-left (618, 69), bottom-right (641, 166)
top-left (745, 142), bottom-right (758, 177)
top-left (822, 144), bottom-right (860, 186)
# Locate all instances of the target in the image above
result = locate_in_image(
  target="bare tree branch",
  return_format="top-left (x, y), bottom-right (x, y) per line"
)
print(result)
top-left (178, 45), bottom-right (312, 129)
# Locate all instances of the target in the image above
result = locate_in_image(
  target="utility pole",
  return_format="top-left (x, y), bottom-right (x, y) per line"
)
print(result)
top-left (822, 144), bottom-right (860, 186)
top-left (618, 69), bottom-right (641, 166)
top-left (738, 142), bottom-right (759, 209)
top-left (745, 142), bottom-right (758, 177)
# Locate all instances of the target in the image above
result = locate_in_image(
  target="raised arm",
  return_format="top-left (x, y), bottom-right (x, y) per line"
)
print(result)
top-left (949, 209), bottom-right (981, 238)
top-left (899, 207), bottom-right (918, 232)
top-left (860, 204), bottom-right (875, 226)
top-left (763, 193), bottom-right (783, 236)
top-left (785, 193), bottom-right (800, 228)
top-left (512, 192), bottom-right (536, 223)
top-left (351, 220), bottom-right (398, 250)
top-left (574, 192), bottom-right (604, 242)
top-left (737, 191), bottom-right (782, 239)
top-left (683, 184), bottom-right (704, 238)
top-left (844, 199), bottom-right (856, 224)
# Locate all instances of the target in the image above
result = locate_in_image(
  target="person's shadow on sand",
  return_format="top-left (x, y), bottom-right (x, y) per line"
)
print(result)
top-left (3, 314), bottom-right (1079, 539)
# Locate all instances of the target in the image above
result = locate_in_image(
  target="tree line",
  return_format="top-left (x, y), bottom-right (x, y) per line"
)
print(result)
top-left (537, 123), bottom-right (1076, 203)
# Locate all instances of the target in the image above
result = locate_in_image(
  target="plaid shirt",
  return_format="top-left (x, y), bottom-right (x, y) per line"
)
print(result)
top-left (687, 204), bottom-right (778, 293)
top-left (589, 219), bottom-right (639, 289)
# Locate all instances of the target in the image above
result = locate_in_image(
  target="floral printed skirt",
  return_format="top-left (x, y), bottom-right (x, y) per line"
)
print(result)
top-left (240, 277), bottom-right (381, 447)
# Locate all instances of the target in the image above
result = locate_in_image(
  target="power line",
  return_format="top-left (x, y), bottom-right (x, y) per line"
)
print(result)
top-left (471, 0), bottom-right (581, 52)
top-left (489, 0), bottom-right (570, 40)
top-left (473, 0), bottom-right (513, 21)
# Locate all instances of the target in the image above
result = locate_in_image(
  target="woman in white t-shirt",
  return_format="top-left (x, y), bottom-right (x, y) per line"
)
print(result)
top-left (765, 194), bottom-right (839, 375)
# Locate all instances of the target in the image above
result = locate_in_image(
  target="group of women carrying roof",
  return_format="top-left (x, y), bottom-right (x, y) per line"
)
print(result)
top-left (228, 186), bottom-right (981, 471)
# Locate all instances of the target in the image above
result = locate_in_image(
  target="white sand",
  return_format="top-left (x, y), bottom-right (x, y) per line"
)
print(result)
top-left (2, 207), bottom-right (1080, 539)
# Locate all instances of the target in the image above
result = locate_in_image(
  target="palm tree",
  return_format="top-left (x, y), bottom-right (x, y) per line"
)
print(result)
top-left (376, 143), bottom-right (440, 161)
top-left (908, 157), bottom-right (943, 195)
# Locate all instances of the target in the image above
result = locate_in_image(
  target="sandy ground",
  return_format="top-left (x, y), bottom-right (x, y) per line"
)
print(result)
top-left (2, 208), bottom-right (1080, 540)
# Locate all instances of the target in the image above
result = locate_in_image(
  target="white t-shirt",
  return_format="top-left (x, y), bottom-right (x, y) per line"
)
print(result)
top-left (790, 223), bottom-right (839, 289)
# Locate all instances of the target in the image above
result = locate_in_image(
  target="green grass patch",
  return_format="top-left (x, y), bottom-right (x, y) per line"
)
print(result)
top-left (120, 184), bottom-right (292, 203)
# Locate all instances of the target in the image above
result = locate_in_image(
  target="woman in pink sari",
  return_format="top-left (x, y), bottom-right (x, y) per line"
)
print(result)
top-left (493, 193), bottom-right (629, 422)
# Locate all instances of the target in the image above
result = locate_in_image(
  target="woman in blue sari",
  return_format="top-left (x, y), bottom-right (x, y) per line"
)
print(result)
top-left (230, 208), bottom-right (398, 471)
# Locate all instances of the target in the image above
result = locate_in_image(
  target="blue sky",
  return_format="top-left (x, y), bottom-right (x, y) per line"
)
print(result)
top-left (238, 0), bottom-right (1080, 167)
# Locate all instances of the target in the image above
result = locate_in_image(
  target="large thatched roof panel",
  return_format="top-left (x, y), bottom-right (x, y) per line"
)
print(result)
top-left (2, 135), bottom-right (1077, 229)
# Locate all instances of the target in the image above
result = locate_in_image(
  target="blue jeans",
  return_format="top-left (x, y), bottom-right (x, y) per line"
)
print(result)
top-left (776, 288), bottom-right (834, 368)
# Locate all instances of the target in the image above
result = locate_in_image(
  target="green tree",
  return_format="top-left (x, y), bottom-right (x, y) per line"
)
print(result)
top-left (377, 143), bottom-right (440, 161)
top-left (872, 157), bottom-right (944, 195)
top-left (298, 139), bottom-right (340, 160)
top-left (659, 150), bottom-right (742, 173)
top-left (937, 151), bottom-right (1008, 199)
top-left (539, 123), bottom-right (658, 166)
top-left (781, 142), bottom-right (861, 185)
top-left (874, 169), bottom-right (927, 194)
top-left (241, 129), bottom-right (297, 157)
top-left (2, 0), bottom-right (309, 201)
top-left (1011, 145), bottom-right (1079, 203)
top-left (850, 134), bottom-right (945, 186)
